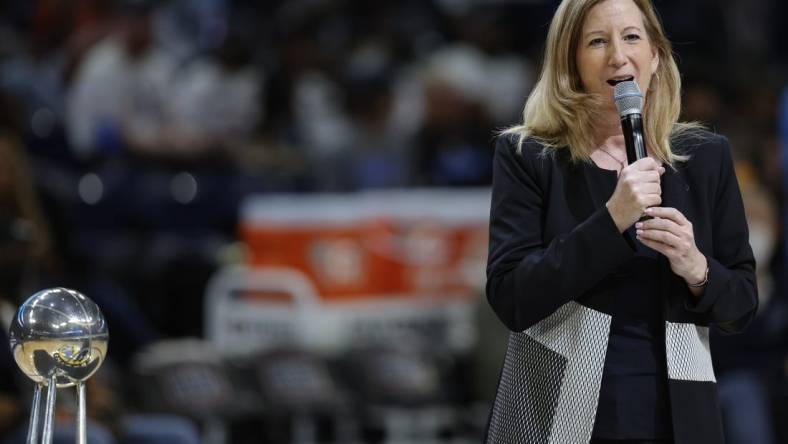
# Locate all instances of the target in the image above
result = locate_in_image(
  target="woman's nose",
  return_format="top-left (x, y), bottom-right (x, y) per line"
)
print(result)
top-left (608, 40), bottom-right (628, 67)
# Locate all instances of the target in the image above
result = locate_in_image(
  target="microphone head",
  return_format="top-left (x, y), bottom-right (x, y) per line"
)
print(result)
top-left (613, 80), bottom-right (643, 117)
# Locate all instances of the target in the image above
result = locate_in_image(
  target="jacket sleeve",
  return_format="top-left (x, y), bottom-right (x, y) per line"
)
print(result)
top-left (684, 135), bottom-right (758, 334)
top-left (485, 136), bottom-right (634, 332)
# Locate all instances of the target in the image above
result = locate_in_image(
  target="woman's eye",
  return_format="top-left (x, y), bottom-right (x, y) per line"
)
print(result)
top-left (624, 33), bottom-right (641, 42)
top-left (589, 38), bottom-right (606, 47)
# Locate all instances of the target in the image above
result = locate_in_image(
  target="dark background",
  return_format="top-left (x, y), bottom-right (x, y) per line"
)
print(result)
top-left (0, 0), bottom-right (786, 443)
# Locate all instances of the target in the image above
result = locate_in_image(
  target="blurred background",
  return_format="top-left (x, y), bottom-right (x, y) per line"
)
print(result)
top-left (0, 0), bottom-right (786, 443)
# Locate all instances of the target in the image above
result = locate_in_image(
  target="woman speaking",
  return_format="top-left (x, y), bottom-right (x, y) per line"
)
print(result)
top-left (484, 0), bottom-right (757, 443)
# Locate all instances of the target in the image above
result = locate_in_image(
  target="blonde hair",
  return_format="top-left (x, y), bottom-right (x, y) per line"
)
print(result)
top-left (503, 0), bottom-right (702, 165)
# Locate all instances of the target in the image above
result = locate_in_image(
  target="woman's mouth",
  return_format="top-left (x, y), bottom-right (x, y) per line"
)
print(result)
top-left (607, 76), bottom-right (635, 86)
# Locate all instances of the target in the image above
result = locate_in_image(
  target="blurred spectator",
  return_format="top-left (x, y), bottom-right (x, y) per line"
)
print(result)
top-left (713, 158), bottom-right (781, 444)
top-left (154, 0), bottom-right (228, 61)
top-left (0, 93), bottom-right (58, 300)
top-left (167, 30), bottom-right (262, 162)
top-left (710, 81), bottom-right (784, 444)
top-left (681, 80), bottom-right (725, 128)
top-left (780, 87), bottom-right (788, 208)
top-left (66, 1), bottom-right (176, 158)
top-left (414, 46), bottom-right (497, 186)
top-left (288, 68), bottom-right (356, 190)
top-left (333, 38), bottom-right (422, 190)
top-left (439, 7), bottom-right (533, 126)
top-left (719, 0), bottom-right (777, 67)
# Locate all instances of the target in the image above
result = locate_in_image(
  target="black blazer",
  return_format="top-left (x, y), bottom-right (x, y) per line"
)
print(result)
top-left (484, 131), bottom-right (757, 444)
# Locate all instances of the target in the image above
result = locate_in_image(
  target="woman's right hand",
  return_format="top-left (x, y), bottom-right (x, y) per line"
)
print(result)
top-left (606, 157), bottom-right (665, 232)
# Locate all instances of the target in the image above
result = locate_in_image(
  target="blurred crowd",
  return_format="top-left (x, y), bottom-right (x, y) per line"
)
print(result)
top-left (0, 0), bottom-right (787, 442)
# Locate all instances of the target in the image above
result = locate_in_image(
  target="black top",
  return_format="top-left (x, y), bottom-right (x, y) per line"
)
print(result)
top-left (585, 167), bottom-right (672, 440)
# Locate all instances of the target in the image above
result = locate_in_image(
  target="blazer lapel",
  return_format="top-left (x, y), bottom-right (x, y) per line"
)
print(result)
top-left (659, 162), bottom-right (692, 316)
top-left (660, 163), bottom-right (690, 219)
top-left (561, 151), bottom-right (602, 224)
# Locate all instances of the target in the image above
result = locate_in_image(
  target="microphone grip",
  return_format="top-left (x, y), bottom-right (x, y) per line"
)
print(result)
top-left (620, 113), bottom-right (652, 221)
top-left (621, 113), bottom-right (646, 164)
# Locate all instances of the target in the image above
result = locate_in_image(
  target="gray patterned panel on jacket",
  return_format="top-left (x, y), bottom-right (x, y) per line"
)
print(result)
top-left (664, 322), bottom-right (716, 382)
top-left (486, 302), bottom-right (612, 444)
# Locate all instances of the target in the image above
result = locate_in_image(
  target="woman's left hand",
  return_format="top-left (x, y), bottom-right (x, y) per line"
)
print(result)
top-left (635, 207), bottom-right (707, 286)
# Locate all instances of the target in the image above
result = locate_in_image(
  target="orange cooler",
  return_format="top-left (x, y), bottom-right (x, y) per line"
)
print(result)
top-left (238, 189), bottom-right (490, 302)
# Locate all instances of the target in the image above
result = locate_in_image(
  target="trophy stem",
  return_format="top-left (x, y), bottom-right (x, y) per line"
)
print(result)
top-left (76, 381), bottom-right (87, 444)
top-left (41, 375), bottom-right (57, 444)
top-left (26, 383), bottom-right (43, 444)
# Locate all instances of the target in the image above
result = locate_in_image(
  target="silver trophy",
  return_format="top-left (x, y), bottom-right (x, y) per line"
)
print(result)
top-left (8, 288), bottom-right (109, 444)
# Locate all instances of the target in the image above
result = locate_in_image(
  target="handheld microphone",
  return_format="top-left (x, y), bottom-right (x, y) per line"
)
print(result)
top-left (613, 81), bottom-right (646, 164)
top-left (614, 80), bottom-right (653, 221)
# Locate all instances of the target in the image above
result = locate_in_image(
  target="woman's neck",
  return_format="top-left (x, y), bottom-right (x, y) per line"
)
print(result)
top-left (591, 116), bottom-right (626, 152)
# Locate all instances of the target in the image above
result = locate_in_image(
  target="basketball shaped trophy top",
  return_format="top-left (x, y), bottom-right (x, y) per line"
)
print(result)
top-left (8, 288), bottom-right (109, 388)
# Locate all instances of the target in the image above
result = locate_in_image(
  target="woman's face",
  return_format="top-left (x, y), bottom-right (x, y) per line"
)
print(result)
top-left (575, 0), bottom-right (659, 112)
